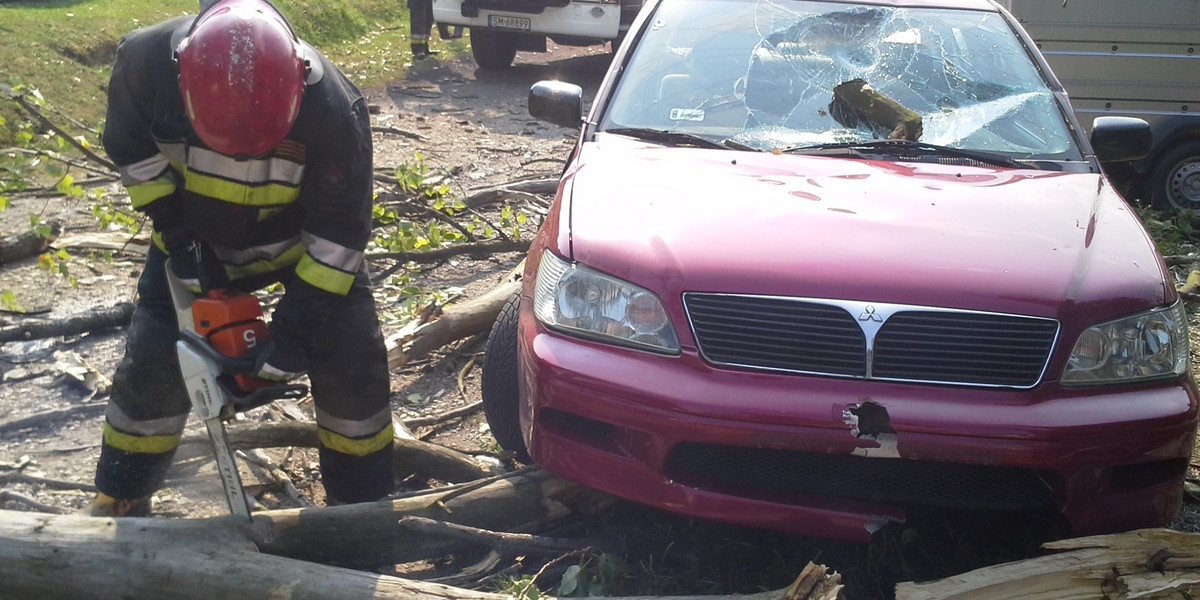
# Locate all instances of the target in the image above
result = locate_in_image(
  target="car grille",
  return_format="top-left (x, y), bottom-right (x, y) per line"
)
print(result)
top-left (667, 442), bottom-right (1058, 511)
top-left (683, 293), bottom-right (1059, 388)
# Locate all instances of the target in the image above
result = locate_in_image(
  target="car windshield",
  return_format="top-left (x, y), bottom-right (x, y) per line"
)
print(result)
top-left (600, 0), bottom-right (1081, 162)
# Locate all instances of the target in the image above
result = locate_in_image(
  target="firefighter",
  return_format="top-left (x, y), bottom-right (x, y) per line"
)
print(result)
top-left (408, 0), bottom-right (462, 59)
top-left (84, 0), bottom-right (394, 516)
top-left (409, 0), bottom-right (436, 59)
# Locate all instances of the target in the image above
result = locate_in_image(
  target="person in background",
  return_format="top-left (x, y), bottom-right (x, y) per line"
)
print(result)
top-left (84, 0), bottom-right (394, 516)
top-left (409, 0), bottom-right (462, 59)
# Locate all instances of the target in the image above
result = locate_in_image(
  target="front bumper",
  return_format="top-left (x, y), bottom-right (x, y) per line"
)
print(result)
top-left (518, 311), bottom-right (1199, 543)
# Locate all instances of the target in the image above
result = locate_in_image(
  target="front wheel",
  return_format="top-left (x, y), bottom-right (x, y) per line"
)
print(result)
top-left (481, 293), bottom-right (530, 462)
top-left (1148, 140), bottom-right (1200, 212)
top-left (470, 28), bottom-right (518, 69)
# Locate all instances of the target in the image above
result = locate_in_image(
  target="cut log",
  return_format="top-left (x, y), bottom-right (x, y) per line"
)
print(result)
top-left (829, 79), bottom-right (922, 141)
top-left (386, 268), bottom-right (523, 369)
top-left (0, 468), bottom-right (801, 600)
top-left (0, 221), bottom-right (61, 266)
top-left (0, 496), bottom-right (842, 600)
top-left (0, 302), bottom-right (134, 343)
top-left (178, 420), bottom-right (495, 484)
top-left (247, 468), bottom-right (604, 567)
top-left (894, 528), bottom-right (1200, 600)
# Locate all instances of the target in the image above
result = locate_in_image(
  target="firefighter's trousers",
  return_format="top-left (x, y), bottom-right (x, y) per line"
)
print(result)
top-left (94, 246), bottom-right (394, 505)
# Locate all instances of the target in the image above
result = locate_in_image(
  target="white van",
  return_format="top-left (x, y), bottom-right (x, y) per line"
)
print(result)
top-left (1003, 0), bottom-right (1200, 211)
top-left (431, 0), bottom-right (643, 68)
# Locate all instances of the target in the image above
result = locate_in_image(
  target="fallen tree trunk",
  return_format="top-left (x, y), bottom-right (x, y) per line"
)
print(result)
top-left (247, 468), bottom-right (601, 567)
top-left (0, 499), bottom-right (842, 600)
top-left (0, 221), bottom-right (61, 267)
top-left (0, 302), bottom-right (134, 343)
top-left (894, 528), bottom-right (1200, 600)
top-left (177, 420), bottom-right (495, 483)
top-left (0, 470), bottom-right (595, 594)
top-left (0, 468), bottom-right (843, 600)
top-left (386, 269), bottom-right (523, 368)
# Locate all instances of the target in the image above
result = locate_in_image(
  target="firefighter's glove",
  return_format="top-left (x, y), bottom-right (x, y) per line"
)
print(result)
top-left (166, 241), bottom-right (228, 294)
top-left (168, 253), bottom-right (203, 294)
top-left (253, 337), bottom-right (308, 382)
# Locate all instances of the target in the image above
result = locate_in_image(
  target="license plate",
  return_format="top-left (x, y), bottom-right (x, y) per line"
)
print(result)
top-left (487, 14), bottom-right (532, 30)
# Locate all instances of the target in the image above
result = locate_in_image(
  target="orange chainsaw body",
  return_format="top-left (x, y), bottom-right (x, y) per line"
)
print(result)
top-left (191, 290), bottom-right (269, 392)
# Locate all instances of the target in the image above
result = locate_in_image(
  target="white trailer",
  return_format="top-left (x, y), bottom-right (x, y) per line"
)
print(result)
top-left (1002, 0), bottom-right (1200, 211)
top-left (431, 0), bottom-right (643, 69)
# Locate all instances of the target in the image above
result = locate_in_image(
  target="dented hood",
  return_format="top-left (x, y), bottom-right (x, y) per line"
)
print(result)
top-left (563, 136), bottom-right (1170, 321)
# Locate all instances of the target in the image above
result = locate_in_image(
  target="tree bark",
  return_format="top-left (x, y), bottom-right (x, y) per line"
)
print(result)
top-left (0, 499), bottom-right (842, 600)
top-left (0, 302), bottom-right (134, 342)
top-left (0, 469), bottom-right (624, 599)
top-left (0, 221), bottom-right (60, 267)
top-left (177, 420), bottom-right (496, 484)
top-left (829, 79), bottom-right (922, 141)
top-left (894, 528), bottom-right (1200, 600)
top-left (386, 277), bottom-right (522, 369)
top-left (247, 468), bottom-right (604, 567)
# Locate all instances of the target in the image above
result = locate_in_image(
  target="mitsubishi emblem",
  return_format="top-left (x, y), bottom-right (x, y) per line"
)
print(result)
top-left (859, 305), bottom-right (883, 322)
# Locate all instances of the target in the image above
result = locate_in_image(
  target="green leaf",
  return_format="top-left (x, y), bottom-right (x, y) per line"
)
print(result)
top-left (558, 565), bottom-right (582, 597)
top-left (0, 289), bottom-right (23, 313)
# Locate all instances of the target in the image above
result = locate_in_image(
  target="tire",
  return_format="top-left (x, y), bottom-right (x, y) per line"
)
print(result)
top-left (1148, 140), bottom-right (1200, 212)
top-left (470, 28), bottom-right (518, 69)
top-left (481, 293), bottom-right (530, 461)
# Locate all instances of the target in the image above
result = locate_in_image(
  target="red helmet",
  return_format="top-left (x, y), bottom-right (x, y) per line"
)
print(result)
top-left (176, 0), bottom-right (306, 157)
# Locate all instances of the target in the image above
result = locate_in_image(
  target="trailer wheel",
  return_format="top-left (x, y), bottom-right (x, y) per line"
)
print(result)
top-left (470, 28), bottom-right (518, 69)
top-left (1148, 140), bottom-right (1200, 212)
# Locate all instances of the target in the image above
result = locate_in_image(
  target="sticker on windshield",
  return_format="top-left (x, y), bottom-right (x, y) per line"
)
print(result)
top-left (669, 108), bottom-right (705, 122)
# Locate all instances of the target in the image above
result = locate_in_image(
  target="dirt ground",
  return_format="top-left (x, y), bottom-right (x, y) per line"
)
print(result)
top-left (2, 42), bottom-right (1199, 599)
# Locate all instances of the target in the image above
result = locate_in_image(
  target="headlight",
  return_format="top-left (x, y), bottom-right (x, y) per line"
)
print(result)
top-left (1061, 300), bottom-right (1190, 386)
top-left (533, 250), bottom-right (680, 354)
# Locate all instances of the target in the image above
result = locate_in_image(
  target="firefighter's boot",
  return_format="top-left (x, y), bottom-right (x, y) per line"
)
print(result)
top-left (81, 492), bottom-right (152, 517)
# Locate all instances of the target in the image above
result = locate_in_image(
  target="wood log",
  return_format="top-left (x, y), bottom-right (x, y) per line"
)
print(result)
top-left (0, 469), bottom-right (627, 599)
top-left (829, 79), bottom-right (922, 141)
top-left (247, 468), bottom-right (604, 567)
top-left (368, 238), bottom-right (530, 265)
top-left (386, 274), bottom-right (522, 369)
top-left (0, 498), bottom-right (842, 600)
top-left (894, 528), bottom-right (1200, 600)
top-left (177, 420), bottom-right (495, 484)
top-left (0, 509), bottom-right (507, 600)
top-left (0, 221), bottom-right (60, 266)
top-left (0, 302), bottom-right (134, 342)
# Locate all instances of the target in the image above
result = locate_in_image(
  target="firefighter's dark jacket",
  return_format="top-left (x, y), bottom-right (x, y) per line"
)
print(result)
top-left (103, 15), bottom-right (375, 355)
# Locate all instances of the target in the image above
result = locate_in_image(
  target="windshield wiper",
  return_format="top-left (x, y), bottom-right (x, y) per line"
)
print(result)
top-left (604, 128), bottom-right (735, 150)
top-left (783, 139), bottom-right (1034, 169)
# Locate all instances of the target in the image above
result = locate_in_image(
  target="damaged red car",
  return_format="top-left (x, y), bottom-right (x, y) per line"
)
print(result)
top-left (480, 0), bottom-right (1198, 542)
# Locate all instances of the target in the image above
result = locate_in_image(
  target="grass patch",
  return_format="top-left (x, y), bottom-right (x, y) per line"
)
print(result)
top-left (0, 0), bottom-right (434, 143)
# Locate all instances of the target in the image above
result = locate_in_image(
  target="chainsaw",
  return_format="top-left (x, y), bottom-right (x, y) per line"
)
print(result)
top-left (166, 262), bottom-right (307, 520)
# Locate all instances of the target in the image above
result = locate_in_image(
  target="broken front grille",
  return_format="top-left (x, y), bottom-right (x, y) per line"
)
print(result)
top-left (683, 293), bottom-right (1059, 388)
top-left (667, 442), bottom-right (1058, 511)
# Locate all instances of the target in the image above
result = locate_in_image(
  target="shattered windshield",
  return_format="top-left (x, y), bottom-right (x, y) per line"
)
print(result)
top-left (600, 0), bottom-right (1080, 161)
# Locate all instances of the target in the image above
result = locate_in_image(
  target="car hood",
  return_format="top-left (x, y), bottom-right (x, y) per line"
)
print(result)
top-left (563, 136), bottom-right (1170, 320)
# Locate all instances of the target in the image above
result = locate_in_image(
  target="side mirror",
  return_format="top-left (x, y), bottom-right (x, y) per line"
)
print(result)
top-left (529, 80), bottom-right (584, 129)
top-left (1091, 116), bottom-right (1151, 162)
